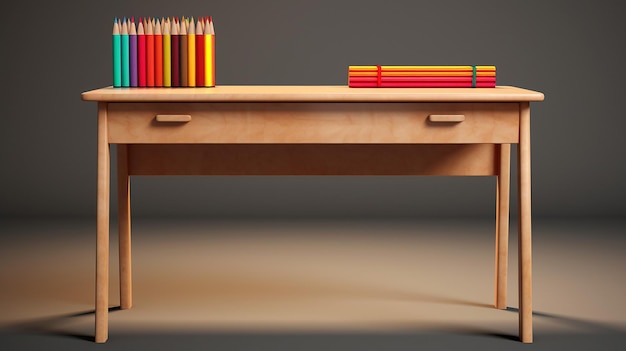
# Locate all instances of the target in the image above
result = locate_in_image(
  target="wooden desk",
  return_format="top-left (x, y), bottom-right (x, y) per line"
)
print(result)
top-left (81, 85), bottom-right (544, 343)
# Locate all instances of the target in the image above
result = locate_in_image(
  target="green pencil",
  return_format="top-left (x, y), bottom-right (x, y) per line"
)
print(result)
top-left (112, 18), bottom-right (121, 87)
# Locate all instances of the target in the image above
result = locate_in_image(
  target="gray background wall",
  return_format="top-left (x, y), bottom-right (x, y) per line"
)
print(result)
top-left (1, 0), bottom-right (624, 218)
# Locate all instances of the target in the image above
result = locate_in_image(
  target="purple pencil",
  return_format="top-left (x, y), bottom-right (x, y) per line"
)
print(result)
top-left (129, 17), bottom-right (138, 87)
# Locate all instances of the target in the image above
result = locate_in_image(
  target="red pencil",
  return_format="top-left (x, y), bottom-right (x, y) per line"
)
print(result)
top-left (146, 18), bottom-right (155, 87)
top-left (195, 18), bottom-right (205, 86)
top-left (154, 18), bottom-right (163, 86)
top-left (137, 19), bottom-right (146, 87)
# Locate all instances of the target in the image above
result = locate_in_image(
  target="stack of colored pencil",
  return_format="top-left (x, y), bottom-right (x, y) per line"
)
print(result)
top-left (348, 66), bottom-right (496, 88)
top-left (112, 16), bottom-right (215, 88)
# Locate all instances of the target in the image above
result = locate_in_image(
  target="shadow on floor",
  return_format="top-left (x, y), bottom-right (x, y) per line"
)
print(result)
top-left (5, 306), bottom-right (122, 342)
top-left (505, 307), bottom-right (624, 333)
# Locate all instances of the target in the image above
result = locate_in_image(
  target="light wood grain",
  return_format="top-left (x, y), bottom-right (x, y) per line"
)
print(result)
top-left (155, 114), bottom-right (192, 122)
top-left (519, 102), bottom-right (533, 343)
top-left (83, 85), bottom-right (543, 343)
top-left (95, 103), bottom-right (110, 343)
top-left (81, 85), bottom-right (545, 102)
top-left (107, 103), bottom-right (519, 144)
top-left (494, 144), bottom-right (511, 310)
top-left (428, 114), bottom-right (465, 122)
top-left (117, 144), bottom-right (132, 310)
top-left (126, 144), bottom-right (498, 176)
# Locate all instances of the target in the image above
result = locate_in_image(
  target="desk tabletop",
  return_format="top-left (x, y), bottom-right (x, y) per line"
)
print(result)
top-left (81, 85), bottom-right (544, 103)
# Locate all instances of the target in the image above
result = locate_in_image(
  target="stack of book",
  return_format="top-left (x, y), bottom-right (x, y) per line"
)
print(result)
top-left (348, 66), bottom-right (496, 88)
top-left (112, 16), bottom-right (215, 88)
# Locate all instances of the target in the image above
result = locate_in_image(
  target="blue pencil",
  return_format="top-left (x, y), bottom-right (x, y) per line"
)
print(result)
top-left (121, 17), bottom-right (130, 87)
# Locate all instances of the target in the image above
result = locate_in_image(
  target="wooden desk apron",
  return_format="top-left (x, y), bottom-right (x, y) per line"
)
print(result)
top-left (81, 85), bottom-right (544, 343)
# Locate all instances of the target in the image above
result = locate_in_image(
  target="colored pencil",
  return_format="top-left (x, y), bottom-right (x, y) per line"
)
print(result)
top-left (163, 18), bottom-right (171, 87)
top-left (187, 17), bottom-right (196, 87)
top-left (349, 71), bottom-right (496, 77)
top-left (196, 18), bottom-right (205, 87)
top-left (129, 17), bottom-right (137, 87)
top-left (349, 82), bottom-right (497, 88)
top-left (348, 65), bottom-right (496, 88)
top-left (112, 18), bottom-right (121, 87)
top-left (349, 65), bottom-right (496, 72)
top-left (121, 18), bottom-right (130, 87)
top-left (204, 16), bottom-right (215, 87)
top-left (146, 18), bottom-right (154, 87)
top-left (349, 76), bottom-right (497, 83)
top-left (112, 15), bottom-right (215, 88)
top-left (180, 17), bottom-right (188, 87)
top-left (154, 19), bottom-right (163, 87)
top-left (171, 18), bottom-right (180, 87)
top-left (137, 19), bottom-right (146, 87)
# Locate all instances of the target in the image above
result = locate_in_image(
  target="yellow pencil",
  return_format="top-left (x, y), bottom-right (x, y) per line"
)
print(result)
top-left (204, 16), bottom-right (215, 87)
top-left (163, 18), bottom-right (171, 87)
top-left (188, 17), bottom-right (196, 87)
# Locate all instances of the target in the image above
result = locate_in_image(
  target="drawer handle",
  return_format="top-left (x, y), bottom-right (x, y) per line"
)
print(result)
top-left (155, 115), bottom-right (192, 123)
top-left (428, 114), bottom-right (465, 123)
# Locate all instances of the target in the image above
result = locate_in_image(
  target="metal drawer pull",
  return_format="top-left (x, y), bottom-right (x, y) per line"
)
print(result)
top-left (428, 114), bottom-right (465, 123)
top-left (155, 115), bottom-right (192, 122)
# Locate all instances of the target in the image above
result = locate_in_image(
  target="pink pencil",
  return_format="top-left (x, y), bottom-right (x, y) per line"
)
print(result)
top-left (138, 18), bottom-right (146, 87)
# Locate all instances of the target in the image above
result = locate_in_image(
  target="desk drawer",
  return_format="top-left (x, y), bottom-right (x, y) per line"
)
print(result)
top-left (107, 102), bottom-right (519, 144)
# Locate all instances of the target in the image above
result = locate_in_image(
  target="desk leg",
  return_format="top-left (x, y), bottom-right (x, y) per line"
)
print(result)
top-left (518, 102), bottom-right (533, 343)
top-left (95, 103), bottom-right (110, 343)
top-left (118, 144), bottom-right (132, 309)
top-left (495, 144), bottom-right (511, 310)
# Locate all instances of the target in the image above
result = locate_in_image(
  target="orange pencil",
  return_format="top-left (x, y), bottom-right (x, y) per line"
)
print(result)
top-left (180, 17), bottom-right (188, 87)
top-left (146, 18), bottom-right (155, 87)
top-left (195, 17), bottom-right (205, 86)
top-left (154, 18), bottom-right (163, 86)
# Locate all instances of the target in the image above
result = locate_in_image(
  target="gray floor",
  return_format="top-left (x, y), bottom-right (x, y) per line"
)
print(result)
top-left (1, 217), bottom-right (625, 350)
